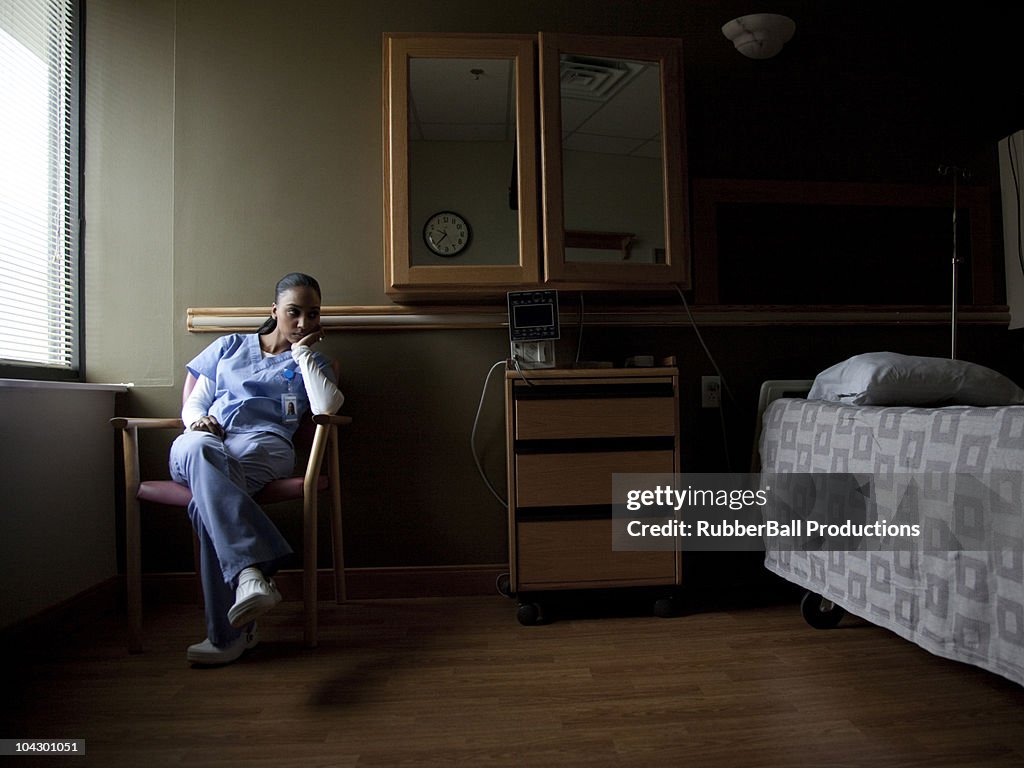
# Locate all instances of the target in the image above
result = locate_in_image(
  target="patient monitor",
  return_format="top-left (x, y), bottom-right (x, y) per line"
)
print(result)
top-left (507, 290), bottom-right (559, 368)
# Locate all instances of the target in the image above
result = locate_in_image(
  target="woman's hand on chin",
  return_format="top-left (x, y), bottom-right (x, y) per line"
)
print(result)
top-left (292, 328), bottom-right (324, 351)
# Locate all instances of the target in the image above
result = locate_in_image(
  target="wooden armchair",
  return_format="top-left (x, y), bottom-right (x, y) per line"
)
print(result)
top-left (112, 365), bottom-right (351, 652)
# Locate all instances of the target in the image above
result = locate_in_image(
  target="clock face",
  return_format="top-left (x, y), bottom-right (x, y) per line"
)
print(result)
top-left (423, 211), bottom-right (471, 257)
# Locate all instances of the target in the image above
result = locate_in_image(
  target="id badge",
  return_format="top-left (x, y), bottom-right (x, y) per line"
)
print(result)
top-left (281, 393), bottom-right (299, 423)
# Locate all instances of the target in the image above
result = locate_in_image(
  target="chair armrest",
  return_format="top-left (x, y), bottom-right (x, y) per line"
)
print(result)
top-left (111, 417), bottom-right (184, 430)
top-left (312, 414), bottom-right (352, 427)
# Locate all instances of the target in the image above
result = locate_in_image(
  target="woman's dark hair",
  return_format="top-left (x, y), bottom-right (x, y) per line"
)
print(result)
top-left (257, 272), bottom-right (322, 335)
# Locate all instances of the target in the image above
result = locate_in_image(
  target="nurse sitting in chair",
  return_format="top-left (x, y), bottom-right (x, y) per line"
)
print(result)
top-left (170, 272), bottom-right (344, 665)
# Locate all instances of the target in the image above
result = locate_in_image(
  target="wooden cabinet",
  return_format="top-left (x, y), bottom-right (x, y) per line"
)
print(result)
top-left (382, 33), bottom-right (690, 300)
top-left (504, 366), bottom-right (680, 623)
top-left (383, 34), bottom-right (541, 298)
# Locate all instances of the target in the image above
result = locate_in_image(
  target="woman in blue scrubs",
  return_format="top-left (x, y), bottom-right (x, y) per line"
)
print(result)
top-left (170, 273), bottom-right (344, 665)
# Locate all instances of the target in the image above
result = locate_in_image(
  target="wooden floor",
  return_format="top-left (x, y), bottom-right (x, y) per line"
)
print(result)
top-left (3, 593), bottom-right (1024, 767)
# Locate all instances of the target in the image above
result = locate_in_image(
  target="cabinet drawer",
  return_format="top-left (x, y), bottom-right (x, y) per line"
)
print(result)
top-left (515, 396), bottom-right (675, 440)
top-left (515, 450), bottom-right (675, 508)
top-left (517, 518), bottom-right (676, 589)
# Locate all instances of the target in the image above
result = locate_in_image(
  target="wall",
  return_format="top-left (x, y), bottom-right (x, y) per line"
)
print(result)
top-left (84, 0), bottom-right (176, 390)
top-left (83, 0), bottom-right (1023, 589)
top-left (0, 384), bottom-right (123, 628)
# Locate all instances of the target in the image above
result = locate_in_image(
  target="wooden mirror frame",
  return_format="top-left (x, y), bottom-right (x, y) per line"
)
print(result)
top-left (383, 34), bottom-right (540, 299)
top-left (539, 33), bottom-right (690, 287)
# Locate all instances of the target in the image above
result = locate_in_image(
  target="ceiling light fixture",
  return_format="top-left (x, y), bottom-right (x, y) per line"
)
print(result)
top-left (722, 13), bottom-right (795, 59)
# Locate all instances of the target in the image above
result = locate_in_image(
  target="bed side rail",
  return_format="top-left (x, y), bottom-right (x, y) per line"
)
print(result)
top-left (751, 379), bottom-right (814, 472)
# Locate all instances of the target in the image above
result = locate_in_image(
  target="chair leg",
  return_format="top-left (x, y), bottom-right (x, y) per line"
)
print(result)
top-left (328, 426), bottom-right (346, 603)
top-left (126, 494), bottom-right (143, 654)
top-left (303, 492), bottom-right (318, 648)
top-left (122, 426), bottom-right (144, 654)
top-left (329, 499), bottom-right (345, 604)
top-left (191, 531), bottom-right (204, 608)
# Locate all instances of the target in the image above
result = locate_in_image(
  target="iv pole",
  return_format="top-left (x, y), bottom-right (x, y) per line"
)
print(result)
top-left (938, 164), bottom-right (969, 360)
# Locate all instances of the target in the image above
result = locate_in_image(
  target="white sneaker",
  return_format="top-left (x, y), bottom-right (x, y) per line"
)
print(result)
top-left (227, 567), bottom-right (282, 628)
top-left (187, 623), bottom-right (259, 665)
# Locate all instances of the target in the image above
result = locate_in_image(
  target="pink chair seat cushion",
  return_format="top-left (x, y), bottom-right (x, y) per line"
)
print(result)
top-left (137, 480), bottom-right (193, 507)
top-left (138, 475), bottom-right (328, 507)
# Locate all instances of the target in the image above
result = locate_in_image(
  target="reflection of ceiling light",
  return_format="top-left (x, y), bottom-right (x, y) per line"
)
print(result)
top-left (721, 13), bottom-right (795, 59)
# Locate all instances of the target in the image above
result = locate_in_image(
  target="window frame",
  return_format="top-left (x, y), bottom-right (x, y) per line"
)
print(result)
top-left (0, 0), bottom-right (84, 382)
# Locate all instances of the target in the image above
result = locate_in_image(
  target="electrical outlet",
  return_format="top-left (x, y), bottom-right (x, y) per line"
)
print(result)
top-left (702, 376), bottom-right (721, 408)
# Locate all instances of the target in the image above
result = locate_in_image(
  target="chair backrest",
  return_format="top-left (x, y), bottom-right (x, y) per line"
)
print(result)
top-left (181, 358), bottom-right (340, 455)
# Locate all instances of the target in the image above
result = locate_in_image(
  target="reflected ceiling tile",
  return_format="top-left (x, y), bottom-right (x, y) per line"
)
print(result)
top-left (575, 66), bottom-right (662, 139)
top-left (560, 98), bottom-right (602, 134)
top-left (419, 123), bottom-right (508, 141)
top-left (563, 133), bottom-right (646, 155)
top-left (409, 57), bottom-right (513, 130)
top-left (632, 139), bottom-right (663, 158)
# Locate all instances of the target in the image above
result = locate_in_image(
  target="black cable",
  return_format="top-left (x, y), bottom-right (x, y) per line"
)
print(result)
top-left (674, 284), bottom-right (733, 471)
top-left (510, 354), bottom-right (536, 386)
top-left (575, 292), bottom-right (585, 364)
top-left (674, 284), bottom-right (734, 402)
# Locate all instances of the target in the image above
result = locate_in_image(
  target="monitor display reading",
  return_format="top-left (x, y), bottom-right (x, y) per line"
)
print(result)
top-left (513, 304), bottom-right (554, 328)
top-left (507, 290), bottom-right (560, 342)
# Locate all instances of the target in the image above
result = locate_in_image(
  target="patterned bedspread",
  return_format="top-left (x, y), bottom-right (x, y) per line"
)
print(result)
top-left (760, 398), bottom-right (1024, 686)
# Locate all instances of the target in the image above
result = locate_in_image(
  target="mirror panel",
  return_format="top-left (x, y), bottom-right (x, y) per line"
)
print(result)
top-left (540, 33), bottom-right (689, 286)
top-left (384, 35), bottom-right (539, 296)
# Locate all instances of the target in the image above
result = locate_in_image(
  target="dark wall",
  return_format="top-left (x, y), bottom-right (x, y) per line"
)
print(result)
top-left (122, 0), bottom-right (1024, 594)
top-left (680, 1), bottom-right (1022, 185)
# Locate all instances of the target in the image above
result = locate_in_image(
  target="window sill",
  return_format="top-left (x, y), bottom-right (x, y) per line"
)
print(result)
top-left (0, 378), bottom-right (131, 392)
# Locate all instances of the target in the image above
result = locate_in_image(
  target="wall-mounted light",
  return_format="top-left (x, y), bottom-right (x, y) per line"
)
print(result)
top-left (722, 13), bottom-right (795, 59)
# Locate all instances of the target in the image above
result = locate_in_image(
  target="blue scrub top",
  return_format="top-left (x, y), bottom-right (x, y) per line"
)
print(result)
top-left (187, 333), bottom-right (335, 443)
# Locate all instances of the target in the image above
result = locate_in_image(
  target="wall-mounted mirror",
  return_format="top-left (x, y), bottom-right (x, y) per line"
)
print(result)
top-left (384, 34), bottom-right (539, 298)
top-left (539, 33), bottom-right (689, 286)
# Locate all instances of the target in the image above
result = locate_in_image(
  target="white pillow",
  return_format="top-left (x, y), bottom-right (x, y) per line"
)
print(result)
top-left (808, 352), bottom-right (1024, 406)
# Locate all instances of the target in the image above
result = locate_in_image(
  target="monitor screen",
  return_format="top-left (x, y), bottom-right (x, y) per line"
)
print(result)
top-left (507, 290), bottom-right (560, 341)
top-left (513, 304), bottom-right (554, 328)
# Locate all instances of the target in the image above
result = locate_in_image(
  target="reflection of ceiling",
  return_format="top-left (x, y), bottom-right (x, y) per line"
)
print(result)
top-left (408, 58), bottom-right (515, 142)
top-left (560, 58), bottom-right (662, 159)
top-left (407, 56), bottom-right (662, 158)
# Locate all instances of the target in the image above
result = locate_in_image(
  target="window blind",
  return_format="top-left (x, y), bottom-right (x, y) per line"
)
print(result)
top-left (0, 0), bottom-right (80, 374)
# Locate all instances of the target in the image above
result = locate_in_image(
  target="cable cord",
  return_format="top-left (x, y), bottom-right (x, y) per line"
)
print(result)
top-left (675, 283), bottom-right (733, 471)
top-left (509, 354), bottom-right (536, 386)
top-left (575, 292), bottom-right (585, 364)
top-left (674, 284), bottom-right (734, 402)
top-left (471, 359), bottom-right (509, 508)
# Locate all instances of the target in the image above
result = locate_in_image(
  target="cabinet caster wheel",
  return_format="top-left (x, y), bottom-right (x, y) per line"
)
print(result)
top-left (800, 590), bottom-right (845, 629)
top-left (516, 602), bottom-right (543, 626)
top-left (496, 573), bottom-right (513, 598)
top-left (653, 596), bottom-right (678, 618)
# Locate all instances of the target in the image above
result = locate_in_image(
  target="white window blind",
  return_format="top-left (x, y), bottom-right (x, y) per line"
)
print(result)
top-left (0, 0), bottom-right (80, 374)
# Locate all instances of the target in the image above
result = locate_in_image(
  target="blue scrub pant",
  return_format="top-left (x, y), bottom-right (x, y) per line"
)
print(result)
top-left (170, 430), bottom-right (295, 647)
